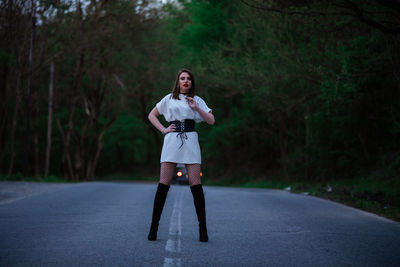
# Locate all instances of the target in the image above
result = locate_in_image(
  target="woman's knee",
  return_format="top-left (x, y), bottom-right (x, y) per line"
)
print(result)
top-left (186, 164), bottom-right (202, 186)
top-left (159, 162), bottom-right (176, 185)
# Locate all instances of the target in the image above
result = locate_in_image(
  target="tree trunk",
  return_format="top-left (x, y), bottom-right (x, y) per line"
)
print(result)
top-left (44, 62), bottom-right (54, 177)
top-left (278, 116), bottom-right (289, 181)
top-left (33, 89), bottom-right (40, 176)
top-left (59, 3), bottom-right (85, 181)
top-left (7, 74), bottom-right (21, 178)
top-left (304, 107), bottom-right (310, 180)
top-left (56, 119), bottom-right (68, 179)
top-left (86, 142), bottom-right (102, 181)
top-left (23, 1), bottom-right (36, 176)
top-left (61, 46), bottom-right (85, 181)
top-left (56, 102), bottom-right (77, 182)
top-left (65, 103), bottom-right (77, 181)
top-left (386, 35), bottom-right (400, 89)
top-left (0, 57), bottom-right (9, 172)
top-left (77, 117), bottom-right (92, 180)
top-left (0, 91), bottom-right (9, 173)
top-left (86, 116), bottom-right (117, 180)
top-left (358, 133), bottom-right (371, 164)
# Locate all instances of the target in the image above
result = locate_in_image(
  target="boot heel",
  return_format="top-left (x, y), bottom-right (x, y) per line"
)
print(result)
top-left (148, 224), bottom-right (158, 241)
top-left (199, 224), bottom-right (208, 242)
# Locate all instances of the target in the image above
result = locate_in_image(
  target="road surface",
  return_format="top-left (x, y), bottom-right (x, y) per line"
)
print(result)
top-left (0, 182), bottom-right (399, 266)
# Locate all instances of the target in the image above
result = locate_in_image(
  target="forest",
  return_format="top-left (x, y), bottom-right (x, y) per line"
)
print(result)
top-left (1, 0), bottom-right (399, 186)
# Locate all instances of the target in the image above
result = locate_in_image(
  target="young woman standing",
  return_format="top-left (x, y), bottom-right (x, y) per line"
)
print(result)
top-left (147, 69), bottom-right (214, 242)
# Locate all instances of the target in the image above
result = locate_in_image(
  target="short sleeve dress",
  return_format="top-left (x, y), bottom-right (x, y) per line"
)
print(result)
top-left (156, 93), bottom-right (212, 164)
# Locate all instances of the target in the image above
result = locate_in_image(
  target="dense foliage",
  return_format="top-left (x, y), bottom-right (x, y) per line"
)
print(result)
top-left (1, 0), bottom-right (399, 182)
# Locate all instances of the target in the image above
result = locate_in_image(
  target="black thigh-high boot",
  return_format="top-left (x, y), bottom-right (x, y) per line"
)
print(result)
top-left (190, 184), bottom-right (208, 242)
top-left (148, 183), bottom-right (170, 241)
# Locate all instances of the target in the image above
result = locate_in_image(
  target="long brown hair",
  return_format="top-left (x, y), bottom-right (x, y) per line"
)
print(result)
top-left (171, 69), bottom-right (195, 100)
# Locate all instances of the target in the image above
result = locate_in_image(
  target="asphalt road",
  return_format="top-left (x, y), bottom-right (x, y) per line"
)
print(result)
top-left (0, 182), bottom-right (399, 267)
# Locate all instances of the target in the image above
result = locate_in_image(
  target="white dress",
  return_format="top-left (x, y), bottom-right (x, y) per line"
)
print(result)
top-left (156, 93), bottom-right (212, 164)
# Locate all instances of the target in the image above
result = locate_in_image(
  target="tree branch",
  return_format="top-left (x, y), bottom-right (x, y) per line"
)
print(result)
top-left (240, 0), bottom-right (353, 16)
top-left (341, 0), bottom-right (400, 34)
top-left (240, 0), bottom-right (400, 34)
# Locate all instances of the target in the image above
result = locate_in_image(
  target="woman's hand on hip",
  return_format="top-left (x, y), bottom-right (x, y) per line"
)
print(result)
top-left (162, 124), bottom-right (176, 135)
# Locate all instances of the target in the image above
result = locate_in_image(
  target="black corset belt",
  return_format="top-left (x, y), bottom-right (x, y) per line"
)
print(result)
top-left (171, 119), bottom-right (195, 148)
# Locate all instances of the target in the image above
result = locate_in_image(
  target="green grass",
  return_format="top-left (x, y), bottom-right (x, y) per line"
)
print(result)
top-left (205, 176), bottom-right (400, 222)
top-left (1, 172), bottom-right (159, 184)
top-left (0, 172), bottom-right (68, 183)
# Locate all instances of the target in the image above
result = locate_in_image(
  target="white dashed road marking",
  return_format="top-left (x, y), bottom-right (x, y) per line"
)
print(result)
top-left (163, 187), bottom-right (184, 267)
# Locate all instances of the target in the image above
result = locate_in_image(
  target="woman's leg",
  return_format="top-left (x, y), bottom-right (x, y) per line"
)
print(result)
top-left (185, 163), bottom-right (202, 186)
top-left (148, 162), bottom-right (177, 241)
top-left (159, 162), bottom-right (177, 185)
top-left (186, 164), bottom-right (208, 242)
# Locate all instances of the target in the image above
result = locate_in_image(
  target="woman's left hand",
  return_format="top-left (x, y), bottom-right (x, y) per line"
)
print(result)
top-left (186, 97), bottom-right (198, 110)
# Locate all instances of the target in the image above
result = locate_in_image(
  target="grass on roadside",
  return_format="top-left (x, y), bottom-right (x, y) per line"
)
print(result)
top-left (204, 175), bottom-right (400, 222)
top-left (1, 172), bottom-right (158, 184)
top-left (0, 172), bottom-right (67, 183)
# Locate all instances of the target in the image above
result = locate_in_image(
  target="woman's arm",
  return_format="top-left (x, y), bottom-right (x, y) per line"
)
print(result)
top-left (186, 97), bottom-right (215, 125)
top-left (148, 107), bottom-right (176, 134)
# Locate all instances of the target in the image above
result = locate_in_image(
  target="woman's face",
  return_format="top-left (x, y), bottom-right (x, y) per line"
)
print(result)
top-left (178, 72), bottom-right (192, 93)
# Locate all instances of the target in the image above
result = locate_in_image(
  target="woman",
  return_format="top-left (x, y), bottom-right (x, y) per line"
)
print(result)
top-left (147, 69), bottom-right (215, 242)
